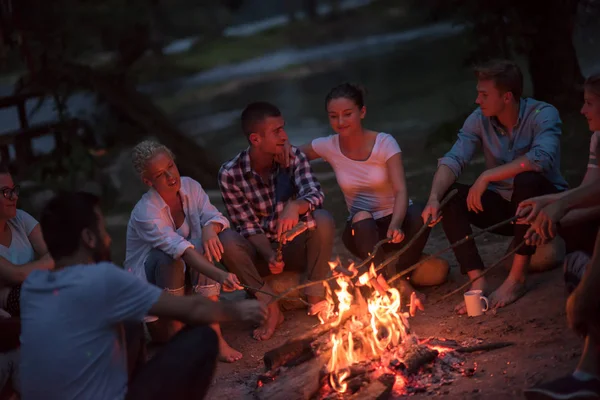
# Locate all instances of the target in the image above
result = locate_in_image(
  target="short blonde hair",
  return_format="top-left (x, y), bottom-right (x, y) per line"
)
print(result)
top-left (131, 140), bottom-right (175, 176)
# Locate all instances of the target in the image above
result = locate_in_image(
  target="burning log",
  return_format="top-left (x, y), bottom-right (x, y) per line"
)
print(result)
top-left (256, 352), bottom-right (330, 400)
top-left (263, 338), bottom-right (315, 370)
top-left (348, 374), bottom-right (395, 400)
top-left (397, 344), bottom-right (439, 375)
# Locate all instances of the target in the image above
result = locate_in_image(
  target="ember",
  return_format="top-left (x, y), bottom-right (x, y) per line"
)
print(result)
top-left (256, 260), bottom-right (513, 400)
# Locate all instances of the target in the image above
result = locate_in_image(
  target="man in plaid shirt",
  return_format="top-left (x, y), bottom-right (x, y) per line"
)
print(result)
top-left (219, 102), bottom-right (334, 341)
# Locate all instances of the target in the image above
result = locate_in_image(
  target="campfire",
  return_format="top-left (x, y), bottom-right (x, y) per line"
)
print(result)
top-left (256, 260), bottom-right (512, 400)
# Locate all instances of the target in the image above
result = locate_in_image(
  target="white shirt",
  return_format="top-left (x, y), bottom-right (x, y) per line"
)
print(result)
top-left (311, 132), bottom-right (411, 220)
top-left (124, 177), bottom-right (230, 280)
top-left (0, 209), bottom-right (38, 266)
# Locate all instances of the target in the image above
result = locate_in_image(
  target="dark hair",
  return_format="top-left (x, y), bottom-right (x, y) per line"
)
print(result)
top-left (41, 191), bottom-right (100, 260)
top-left (325, 83), bottom-right (366, 109)
top-left (241, 102), bottom-right (282, 139)
top-left (584, 73), bottom-right (600, 98)
top-left (474, 59), bottom-right (523, 100)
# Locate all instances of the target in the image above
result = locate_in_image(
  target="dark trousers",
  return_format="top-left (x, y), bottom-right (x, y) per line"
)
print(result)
top-left (442, 172), bottom-right (561, 274)
top-left (125, 324), bottom-right (218, 400)
top-left (221, 209), bottom-right (335, 298)
top-left (341, 203), bottom-right (431, 279)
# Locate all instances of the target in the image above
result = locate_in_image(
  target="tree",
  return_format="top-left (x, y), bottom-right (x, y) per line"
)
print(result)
top-left (430, 0), bottom-right (598, 111)
top-left (0, 0), bottom-right (243, 188)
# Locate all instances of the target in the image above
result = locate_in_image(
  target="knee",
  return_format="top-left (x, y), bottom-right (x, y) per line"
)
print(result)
top-left (313, 209), bottom-right (335, 235)
top-left (148, 249), bottom-right (185, 275)
top-left (351, 210), bottom-right (374, 224)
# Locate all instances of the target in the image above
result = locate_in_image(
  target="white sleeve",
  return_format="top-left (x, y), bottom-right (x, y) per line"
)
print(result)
top-left (311, 136), bottom-right (336, 161)
top-left (379, 133), bottom-right (402, 162)
top-left (589, 132), bottom-right (599, 169)
top-left (16, 210), bottom-right (39, 236)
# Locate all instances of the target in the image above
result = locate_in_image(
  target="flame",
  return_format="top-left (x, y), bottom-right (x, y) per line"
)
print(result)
top-left (322, 261), bottom-right (412, 393)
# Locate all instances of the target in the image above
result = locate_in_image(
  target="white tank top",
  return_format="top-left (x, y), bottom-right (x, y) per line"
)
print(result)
top-left (176, 216), bottom-right (191, 239)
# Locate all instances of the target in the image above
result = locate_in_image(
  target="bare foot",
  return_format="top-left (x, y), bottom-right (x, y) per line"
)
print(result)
top-left (253, 303), bottom-right (284, 341)
top-left (218, 340), bottom-right (243, 363)
top-left (489, 278), bottom-right (526, 309)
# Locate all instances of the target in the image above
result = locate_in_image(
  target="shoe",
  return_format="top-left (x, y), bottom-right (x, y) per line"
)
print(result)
top-left (524, 375), bottom-right (600, 399)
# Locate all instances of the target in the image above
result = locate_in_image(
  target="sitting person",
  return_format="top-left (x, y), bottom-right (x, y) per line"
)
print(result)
top-left (520, 73), bottom-right (600, 399)
top-left (281, 83), bottom-right (444, 306)
top-left (125, 140), bottom-right (245, 362)
top-left (0, 164), bottom-right (53, 318)
top-left (218, 101), bottom-right (335, 341)
top-left (19, 191), bottom-right (267, 400)
top-left (421, 59), bottom-right (568, 312)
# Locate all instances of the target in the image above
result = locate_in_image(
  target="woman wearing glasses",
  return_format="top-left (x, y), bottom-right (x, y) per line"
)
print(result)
top-left (0, 164), bottom-right (54, 318)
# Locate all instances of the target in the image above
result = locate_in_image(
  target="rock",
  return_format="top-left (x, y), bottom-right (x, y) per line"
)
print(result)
top-left (410, 254), bottom-right (450, 287)
top-left (264, 271), bottom-right (307, 311)
top-left (504, 237), bottom-right (566, 273)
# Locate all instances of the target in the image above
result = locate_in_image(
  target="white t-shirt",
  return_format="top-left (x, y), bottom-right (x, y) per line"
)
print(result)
top-left (0, 209), bottom-right (38, 266)
top-left (312, 132), bottom-right (411, 220)
top-left (20, 263), bottom-right (162, 400)
top-left (588, 131), bottom-right (599, 169)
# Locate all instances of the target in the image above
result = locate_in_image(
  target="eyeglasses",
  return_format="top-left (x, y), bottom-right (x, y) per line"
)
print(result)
top-left (1, 185), bottom-right (20, 200)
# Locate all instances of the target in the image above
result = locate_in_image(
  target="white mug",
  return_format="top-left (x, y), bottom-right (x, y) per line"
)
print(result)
top-left (464, 290), bottom-right (489, 317)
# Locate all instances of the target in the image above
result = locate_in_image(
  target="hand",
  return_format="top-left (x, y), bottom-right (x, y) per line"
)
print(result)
top-left (566, 284), bottom-right (600, 340)
top-left (268, 255), bottom-right (285, 275)
top-left (274, 140), bottom-right (294, 168)
top-left (466, 174), bottom-right (489, 213)
top-left (523, 228), bottom-right (550, 247)
top-left (277, 202), bottom-right (300, 242)
top-left (527, 201), bottom-right (566, 241)
top-left (220, 272), bottom-right (243, 292)
top-left (202, 224), bottom-right (224, 263)
top-left (516, 195), bottom-right (554, 224)
top-left (422, 198), bottom-right (442, 227)
top-left (386, 224), bottom-right (405, 244)
top-left (226, 300), bottom-right (268, 324)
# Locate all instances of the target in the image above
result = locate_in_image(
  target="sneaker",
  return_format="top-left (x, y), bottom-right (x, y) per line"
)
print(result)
top-left (524, 375), bottom-right (600, 399)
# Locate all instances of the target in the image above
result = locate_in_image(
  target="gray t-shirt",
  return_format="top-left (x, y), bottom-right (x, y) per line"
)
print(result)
top-left (19, 263), bottom-right (162, 400)
top-left (0, 210), bottom-right (38, 265)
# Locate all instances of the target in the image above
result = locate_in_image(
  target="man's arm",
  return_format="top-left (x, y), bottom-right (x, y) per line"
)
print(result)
top-left (149, 292), bottom-right (266, 326)
top-left (291, 147), bottom-right (324, 211)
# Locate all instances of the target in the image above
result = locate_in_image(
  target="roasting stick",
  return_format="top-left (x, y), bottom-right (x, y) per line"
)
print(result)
top-left (270, 190), bottom-right (458, 304)
top-left (436, 241), bottom-right (526, 303)
top-left (386, 214), bottom-right (521, 285)
top-left (238, 283), bottom-right (311, 307)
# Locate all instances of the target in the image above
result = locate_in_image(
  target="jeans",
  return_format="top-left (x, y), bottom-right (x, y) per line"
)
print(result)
top-left (144, 237), bottom-right (221, 297)
top-left (220, 209), bottom-right (335, 298)
top-left (125, 324), bottom-right (218, 400)
top-left (441, 172), bottom-right (561, 274)
top-left (341, 203), bottom-right (431, 279)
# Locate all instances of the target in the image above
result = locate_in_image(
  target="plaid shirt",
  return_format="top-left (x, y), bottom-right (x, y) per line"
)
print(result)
top-left (219, 146), bottom-right (324, 241)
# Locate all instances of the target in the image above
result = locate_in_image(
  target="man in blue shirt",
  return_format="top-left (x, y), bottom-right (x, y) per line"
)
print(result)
top-left (19, 191), bottom-right (266, 400)
top-left (422, 59), bottom-right (568, 313)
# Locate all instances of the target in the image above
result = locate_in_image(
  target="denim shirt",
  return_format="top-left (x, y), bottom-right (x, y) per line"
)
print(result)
top-left (124, 176), bottom-right (230, 281)
top-left (439, 98), bottom-right (568, 200)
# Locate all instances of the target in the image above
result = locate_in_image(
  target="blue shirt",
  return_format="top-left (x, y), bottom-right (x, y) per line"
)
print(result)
top-left (20, 263), bottom-right (162, 400)
top-left (439, 98), bottom-right (568, 200)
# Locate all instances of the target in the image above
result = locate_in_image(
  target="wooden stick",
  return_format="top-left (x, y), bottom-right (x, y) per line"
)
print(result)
top-left (271, 190), bottom-right (459, 303)
top-left (240, 283), bottom-right (311, 307)
top-left (436, 241), bottom-right (526, 303)
top-left (454, 342), bottom-right (514, 353)
top-left (387, 214), bottom-right (520, 285)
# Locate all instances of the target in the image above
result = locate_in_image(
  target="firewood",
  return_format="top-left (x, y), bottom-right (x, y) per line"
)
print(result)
top-left (454, 342), bottom-right (514, 353)
top-left (256, 352), bottom-right (330, 400)
top-left (349, 373), bottom-right (395, 400)
top-left (398, 345), bottom-right (439, 375)
top-left (263, 338), bottom-right (315, 371)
